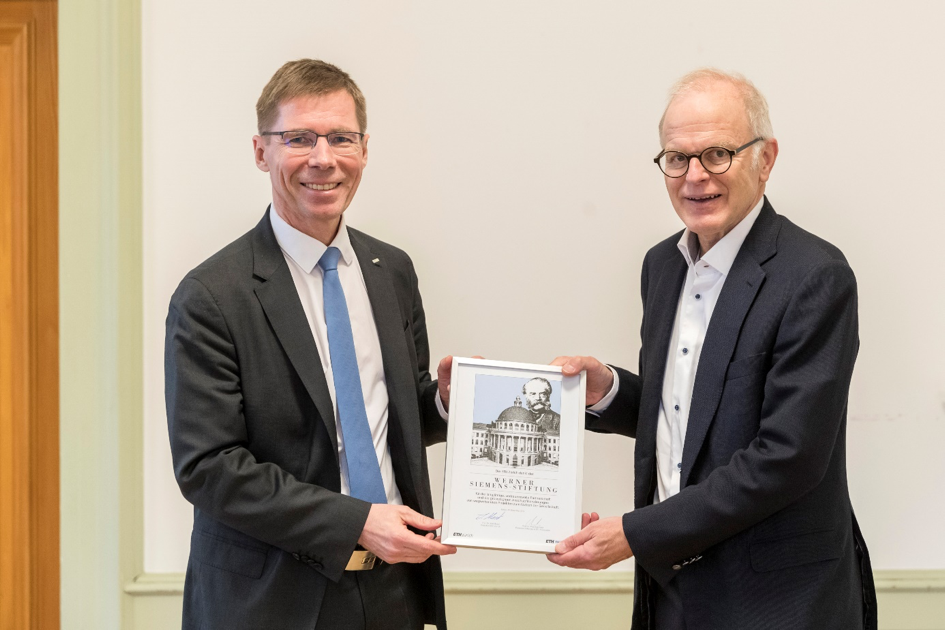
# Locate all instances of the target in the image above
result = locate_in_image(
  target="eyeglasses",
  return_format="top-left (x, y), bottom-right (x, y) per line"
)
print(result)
top-left (654, 137), bottom-right (763, 177)
top-left (261, 130), bottom-right (365, 156)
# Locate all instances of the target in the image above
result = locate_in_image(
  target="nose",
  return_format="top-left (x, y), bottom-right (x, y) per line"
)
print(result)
top-left (685, 156), bottom-right (709, 183)
top-left (307, 137), bottom-right (337, 168)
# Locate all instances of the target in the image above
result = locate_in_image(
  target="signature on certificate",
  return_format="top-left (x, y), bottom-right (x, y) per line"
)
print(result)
top-left (524, 515), bottom-right (544, 527)
top-left (475, 511), bottom-right (507, 521)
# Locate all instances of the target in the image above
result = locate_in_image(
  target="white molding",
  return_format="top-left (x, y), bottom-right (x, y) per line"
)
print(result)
top-left (124, 573), bottom-right (186, 596)
top-left (444, 571), bottom-right (633, 593)
top-left (874, 570), bottom-right (945, 592)
top-left (124, 569), bottom-right (945, 596)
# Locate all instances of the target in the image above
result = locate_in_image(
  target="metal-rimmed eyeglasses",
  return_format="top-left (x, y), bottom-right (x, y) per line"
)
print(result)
top-left (654, 137), bottom-right (763, 177)
top-left (261, 130), bottom-right (365, 156)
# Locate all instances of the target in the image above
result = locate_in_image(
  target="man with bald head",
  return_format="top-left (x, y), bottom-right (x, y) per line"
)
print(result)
top-left (548, 70), bottom-right (876, 629)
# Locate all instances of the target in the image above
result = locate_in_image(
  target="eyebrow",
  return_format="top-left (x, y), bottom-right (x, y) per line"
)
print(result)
top-left (665, 141), bottom-right (737, 152)
top-left (284, 128), bottom-right (360, 134)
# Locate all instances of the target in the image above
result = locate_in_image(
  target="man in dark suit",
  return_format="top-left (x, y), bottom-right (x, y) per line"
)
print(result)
top-left (165, 59), bottom-right (456, 630)
top-left (547, 69), bottom-right (877, 629)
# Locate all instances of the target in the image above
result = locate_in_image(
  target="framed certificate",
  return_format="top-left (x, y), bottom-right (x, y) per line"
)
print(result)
top-left (441, 357), bottom-right (586, 553)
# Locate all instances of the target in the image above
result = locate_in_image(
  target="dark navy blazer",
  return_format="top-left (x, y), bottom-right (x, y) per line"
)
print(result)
top-left (590, 198), bottom-right (877, 629)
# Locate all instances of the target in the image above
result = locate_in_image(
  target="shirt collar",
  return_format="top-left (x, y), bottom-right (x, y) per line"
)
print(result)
top-left (268, 205), bottom-right (355, 273)
top-left (676, 196), bottom-right (765, 276)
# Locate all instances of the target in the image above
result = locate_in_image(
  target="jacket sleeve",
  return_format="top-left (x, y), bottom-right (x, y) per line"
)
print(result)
top-left (165, 276), bottom-right (371, 582)
top-left (406, 257), bottom-right (448, 446)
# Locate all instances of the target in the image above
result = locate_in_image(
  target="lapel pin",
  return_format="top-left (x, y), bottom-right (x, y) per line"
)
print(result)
top-left (372, 258), bottom-right (380, 265)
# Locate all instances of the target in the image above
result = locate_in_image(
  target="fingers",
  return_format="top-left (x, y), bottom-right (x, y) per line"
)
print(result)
top-left (547, 544), bottom-right (592, 568)
top-left (550, 356), bottom-right (572, 369)
top-left (399, 532), bottom-right (457, 561)
top-left (437, 355), bottom-right (453, 376)
top-left (378, 532), bottom-right (457, 565)
top-left (359, 505), bottom-right (457, 564)
top-left (550, 356), bottom-right (604, 378)
top-left (550, 356), bottom-right (613, 405)
top-left (546, 516), bottom-right (633, 571)
top-left (437, 355), bottom-right (453, 409)
top-left (581, 512), bottom-right (600, 529)
top-left (400, 509), bottom-right (441, 532)
top-left (554, 527), bottom-right (591, 555)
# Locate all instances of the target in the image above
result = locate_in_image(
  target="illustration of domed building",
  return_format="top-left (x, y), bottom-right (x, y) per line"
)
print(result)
top-left (471, 396), bottom-right (560, 467)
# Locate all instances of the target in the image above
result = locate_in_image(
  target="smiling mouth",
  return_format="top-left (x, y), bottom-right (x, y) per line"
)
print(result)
top-left (686, 194), bottom-right (721, 202)
top-left (303, 182), bottom-right (340, 191)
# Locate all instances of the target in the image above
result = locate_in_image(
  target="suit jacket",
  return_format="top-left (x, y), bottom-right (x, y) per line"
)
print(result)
top-left (165, 209), bottom-right (448, 630)
top-left (589, 199), bottom-right (877, 630)
top-left (533, 409), bottom-right (561, 432)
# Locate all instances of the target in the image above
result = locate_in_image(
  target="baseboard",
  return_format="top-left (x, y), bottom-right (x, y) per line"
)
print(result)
top-left (124, 570), bottom-right (945, 630)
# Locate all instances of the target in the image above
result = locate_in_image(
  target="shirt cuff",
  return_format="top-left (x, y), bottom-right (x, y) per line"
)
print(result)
top-left (586, 366), bottom-right (619, 415)
top-left (435, 389), bottom-right (449, 421)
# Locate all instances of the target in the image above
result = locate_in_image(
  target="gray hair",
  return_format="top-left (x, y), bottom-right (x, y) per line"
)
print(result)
top-left (658, 68), bottom-right (773, 166)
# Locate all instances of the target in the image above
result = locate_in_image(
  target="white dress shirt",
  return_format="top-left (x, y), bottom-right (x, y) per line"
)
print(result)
top-left (270, 207), bottom-right (403, 505)
top-left (591, 198), bottom-right (764, 502)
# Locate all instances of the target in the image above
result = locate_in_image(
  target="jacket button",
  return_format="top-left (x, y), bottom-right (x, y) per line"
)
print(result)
top-left (672, 564), bottom-right (682, 570)
top-left (292, 552), bottom-right (300, 560)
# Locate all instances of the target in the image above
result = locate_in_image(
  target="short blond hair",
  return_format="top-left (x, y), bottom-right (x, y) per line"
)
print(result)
top-left (658, 68), bottom-right (773, 155)
top-left (256, 59), bottom-right (367, 133)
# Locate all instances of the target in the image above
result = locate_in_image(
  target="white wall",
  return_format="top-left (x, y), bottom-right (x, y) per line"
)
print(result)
top-left (142, 0), bottom-right (945, 574)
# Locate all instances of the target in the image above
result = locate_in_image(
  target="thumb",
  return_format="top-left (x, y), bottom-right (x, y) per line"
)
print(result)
top-left (554, 527), bottom-right (591, 554)
top-left (401, 509), bottom-right (441, 532)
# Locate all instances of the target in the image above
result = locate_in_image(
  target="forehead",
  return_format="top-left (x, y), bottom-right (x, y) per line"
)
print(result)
top-left (524, 381), bottom-right (548, 393)
top-left (661, 83), bottom-right (751, 150)
top-left (273, 90), bottom-right (359, 130)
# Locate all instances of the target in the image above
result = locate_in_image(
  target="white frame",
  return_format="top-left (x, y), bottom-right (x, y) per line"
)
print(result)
top-left (441, 357), bottom-right (586, 553)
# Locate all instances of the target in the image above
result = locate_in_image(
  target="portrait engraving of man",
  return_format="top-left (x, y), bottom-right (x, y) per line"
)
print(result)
top-left (523, 377), bottom-right (560, 432)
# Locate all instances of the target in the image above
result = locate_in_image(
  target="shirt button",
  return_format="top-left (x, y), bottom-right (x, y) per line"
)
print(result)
top-left (682, 348), bottom-right (689, 355)
top-left (674, 404), bottom-right (679, 411)
top-left (695, 294), bottom-right (701, 300)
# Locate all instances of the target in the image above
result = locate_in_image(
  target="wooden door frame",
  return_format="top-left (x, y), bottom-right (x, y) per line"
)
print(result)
top-left (0, 1), bottom-right (58, 628)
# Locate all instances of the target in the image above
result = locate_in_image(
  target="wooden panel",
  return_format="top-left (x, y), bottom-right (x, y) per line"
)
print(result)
top-left (0, 2), bottom-right (58, 629)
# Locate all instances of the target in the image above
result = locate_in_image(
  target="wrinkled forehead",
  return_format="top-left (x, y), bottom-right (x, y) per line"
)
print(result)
top-left (661, 83), bottom-right (751, 146)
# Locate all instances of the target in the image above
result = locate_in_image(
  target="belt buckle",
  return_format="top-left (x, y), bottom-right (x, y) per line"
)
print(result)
top-left (345, 549), bottom-right (377, 571)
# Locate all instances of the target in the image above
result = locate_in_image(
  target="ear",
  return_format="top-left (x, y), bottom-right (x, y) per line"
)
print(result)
top-left (758, 138), bottom-right (779, 183)
top-left (252, 135), bottom-right (270, 172)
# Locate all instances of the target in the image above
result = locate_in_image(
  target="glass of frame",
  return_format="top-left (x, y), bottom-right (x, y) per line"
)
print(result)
top-left (441, 357), bottom-right (586, 553)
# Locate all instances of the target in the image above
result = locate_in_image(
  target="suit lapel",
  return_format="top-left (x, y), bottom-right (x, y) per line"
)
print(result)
top-left (349, 230), bottom-right (423, 502)
top-left (680, 201), bottom-right (779, 487)
top-left (251, 210), bottom-right (339, 456)
top-left (636, 250), bottom-right (687, 506)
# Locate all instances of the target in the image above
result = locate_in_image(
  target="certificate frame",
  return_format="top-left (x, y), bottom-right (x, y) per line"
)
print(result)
top-left (441, 357), bottom-right (586, 553)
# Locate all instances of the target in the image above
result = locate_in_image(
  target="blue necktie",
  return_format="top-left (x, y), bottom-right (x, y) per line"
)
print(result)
top-left (318, 247), bottom-right (388, 504)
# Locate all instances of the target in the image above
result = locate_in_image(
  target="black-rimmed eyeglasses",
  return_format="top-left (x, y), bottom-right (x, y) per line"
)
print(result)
top-left (654, 137), bottom-right (763, 177)
top-left (261, 130), bottom-right (365, 156)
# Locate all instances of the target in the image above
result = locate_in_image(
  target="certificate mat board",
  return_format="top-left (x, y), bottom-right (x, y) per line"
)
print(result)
top-left (441, 358), bottom-right (586, 553)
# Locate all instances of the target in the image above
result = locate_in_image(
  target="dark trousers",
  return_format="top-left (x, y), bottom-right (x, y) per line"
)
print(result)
top-left (315, 561), bottom-right (429, 630)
